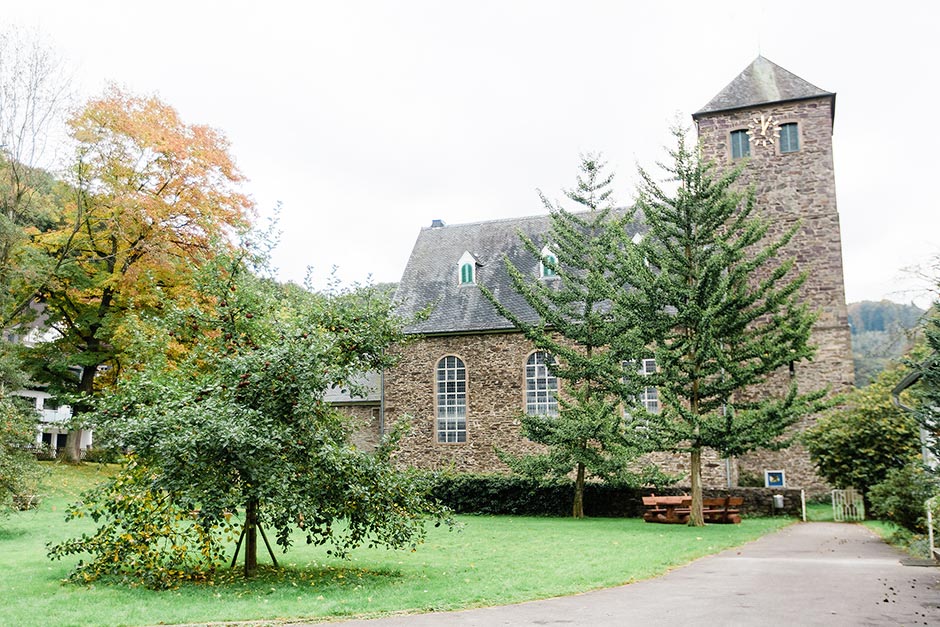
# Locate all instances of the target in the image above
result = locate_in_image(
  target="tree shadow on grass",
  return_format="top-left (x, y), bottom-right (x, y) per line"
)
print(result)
top-left (0, 525), bottom-right (28, 541)
top-left (208, 563), bottom-right (404, 592)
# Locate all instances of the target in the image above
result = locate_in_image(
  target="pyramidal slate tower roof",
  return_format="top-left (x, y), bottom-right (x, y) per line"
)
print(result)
top-left (693, 56), bottom-right (834, 118)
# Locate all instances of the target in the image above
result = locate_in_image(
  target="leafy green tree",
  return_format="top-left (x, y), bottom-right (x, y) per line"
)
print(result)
top-left (50, 253), bottom-right (450, 583)
top-left (869, 464), bottom-right (939, 533)
top-left (804, 360), bottom-right (922, 503)
top-left (18, 87), bottom-right (252, 461)
top-left (0, 392), bottom-right (42, 514)
top-left (0, 318), bottom-right (43, 515)
top-left (910, 310), bottom-right (940, 461)
top-left (622, 128), bottom-right (826, 526)
top-left (483, 155), bottom-right (660, 519)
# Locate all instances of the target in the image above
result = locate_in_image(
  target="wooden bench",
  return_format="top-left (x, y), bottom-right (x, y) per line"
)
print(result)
top-left (702, 496), bottom-right (743, 524)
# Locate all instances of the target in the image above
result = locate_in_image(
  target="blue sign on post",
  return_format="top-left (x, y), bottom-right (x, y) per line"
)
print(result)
top-left (764, 470), bottom-right (785, 488)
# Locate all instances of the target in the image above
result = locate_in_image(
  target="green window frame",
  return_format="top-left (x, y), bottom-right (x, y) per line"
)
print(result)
top-left (542, 254), bottom-right (557, 277)
top-left (779, 123), bottom-right (799, 153)
top-left (460, 262), bottom-right (474, 284)
top-left (730, 129), bottom-right (750, 159)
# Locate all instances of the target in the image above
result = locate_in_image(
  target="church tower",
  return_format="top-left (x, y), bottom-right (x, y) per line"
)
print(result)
top-left (693, 56), bottom-right (855, 489)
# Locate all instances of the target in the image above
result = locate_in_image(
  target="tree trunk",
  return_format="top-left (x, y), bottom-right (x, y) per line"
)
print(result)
top-left (573, 462), bottom-right (585, 518)
top-left (244, 498), bottom-right (259, 577)
top-left (64, 429), bottom-right (82, 463)
top-left (64, 363), bottom-right (99, 463)
top-left (689, 447), bottom-right (704, 526)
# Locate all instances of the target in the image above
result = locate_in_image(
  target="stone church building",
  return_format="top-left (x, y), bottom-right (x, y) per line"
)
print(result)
top-left (355, 57), bottom-right (854, 491)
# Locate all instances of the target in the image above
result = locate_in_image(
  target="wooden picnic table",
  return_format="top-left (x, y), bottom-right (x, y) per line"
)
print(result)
top-left (642, 494), bottom-right (743, 524)
top-left (642, 495), bottom-right (692, 524)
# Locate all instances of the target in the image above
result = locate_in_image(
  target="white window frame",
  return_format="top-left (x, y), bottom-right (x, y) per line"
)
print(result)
top-left (638, 358), bottom-right (659, 413)
top-left (623, 358), bottom-right (660, 415)
top-left (525, 351), bottom-right (559, 416)
top-left (436, 355), bottom-right (467, 443)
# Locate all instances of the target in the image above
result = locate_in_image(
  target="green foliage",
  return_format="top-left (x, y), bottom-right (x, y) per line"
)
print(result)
top-left (483, 155), bottom-right (651, 517)
top-left (913, 310), bottom-right (940, 460)
top-left (52, 252), bottom-right (451, 583)
top-left (805, 361), bottom-right (923, 497)
top-left (80, 446), bottom-right (124, 464)
top-left (47, 456), bottom-right (237, 589)
top-left (0, 393), bottom-right (43, 514)
top-left (868, 465), bottom-right (939, 533)
top-left (623, 127), bottom-right (826, 525)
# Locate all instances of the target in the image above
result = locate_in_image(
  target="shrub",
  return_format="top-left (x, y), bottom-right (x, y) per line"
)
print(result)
top-left (82, 447), bottom-right (124, 464)
top-left (426, 473), bottom-right (676, 518)
top-left (804, 361), bottom-right (921, 500)
top-left (868, 465), bottom-right (939, 533)
top-left (737, 470), bottom-right (765, 488)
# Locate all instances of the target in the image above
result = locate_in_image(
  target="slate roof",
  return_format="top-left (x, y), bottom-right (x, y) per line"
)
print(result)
top-left (395, 212), bottom-right (643, 335)
top-left (693, 56), bottom-right (834, 119)
top-left (323, 371), bottom-right (381, 404)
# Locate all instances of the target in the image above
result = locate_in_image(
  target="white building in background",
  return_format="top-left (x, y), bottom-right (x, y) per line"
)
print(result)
top-left (3, 305), bottom-right (93, 455)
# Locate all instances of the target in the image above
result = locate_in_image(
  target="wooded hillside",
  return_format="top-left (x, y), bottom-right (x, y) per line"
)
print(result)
top-left (848, 300), bottom-right (924, 386)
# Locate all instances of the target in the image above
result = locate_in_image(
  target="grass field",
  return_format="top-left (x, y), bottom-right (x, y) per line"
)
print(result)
top-left (1, 462), bottom-right (796, 626)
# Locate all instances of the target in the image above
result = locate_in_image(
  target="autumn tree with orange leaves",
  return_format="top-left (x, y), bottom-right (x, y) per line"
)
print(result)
top-left (22, 87), bottom-right (253, 460)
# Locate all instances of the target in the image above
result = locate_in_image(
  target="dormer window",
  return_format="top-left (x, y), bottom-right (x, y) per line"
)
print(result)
top-left (539, 245), bottom-right (558, 278)
top-left (730, 129), bottom-right (750, 159)
top-left (458, 251), bottom-right (477, 285)
top-left (778, 122), bottom-right (799, 153)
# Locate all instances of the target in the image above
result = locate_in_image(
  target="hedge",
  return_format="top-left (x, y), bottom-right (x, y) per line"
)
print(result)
top-left (425, 473), bottom-right (804, 517)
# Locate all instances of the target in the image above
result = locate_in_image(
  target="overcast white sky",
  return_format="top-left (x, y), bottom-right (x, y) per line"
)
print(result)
top-left (8, 1), bottom-right (940, 307)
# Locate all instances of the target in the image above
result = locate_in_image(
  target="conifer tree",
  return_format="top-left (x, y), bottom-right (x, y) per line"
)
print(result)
top-left (484, 155), bottom-right (658, 518)
top-left (623, 128), bottom-right (826, 525)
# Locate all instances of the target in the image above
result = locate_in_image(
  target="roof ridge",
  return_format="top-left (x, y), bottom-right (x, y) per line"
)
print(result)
top-left (422, 206), bottom-right (634, 231)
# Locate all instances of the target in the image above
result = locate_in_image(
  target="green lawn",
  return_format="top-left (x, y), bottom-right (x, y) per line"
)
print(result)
top-left (2, 462), bottom-right (795, 626)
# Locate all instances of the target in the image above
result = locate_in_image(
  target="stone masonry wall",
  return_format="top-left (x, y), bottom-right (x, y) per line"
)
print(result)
top-left (384, 332), bottom-right (548, 472)
top-left (695, 96), bottom-right (855, 492)
top-left (340, 403), bottom-right (381, 452)
top-left (387, 332), bottom-right (746, 489)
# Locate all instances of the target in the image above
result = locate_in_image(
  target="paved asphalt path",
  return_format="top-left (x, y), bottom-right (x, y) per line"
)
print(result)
top-left (298, 523), bottom-right (940, 627)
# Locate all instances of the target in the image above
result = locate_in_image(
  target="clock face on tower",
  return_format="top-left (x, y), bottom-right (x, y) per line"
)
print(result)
top-left (747, 113), bottom-right (778, 148)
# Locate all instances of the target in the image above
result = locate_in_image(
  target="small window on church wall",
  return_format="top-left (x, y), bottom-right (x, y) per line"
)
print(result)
top-left (779, 123), bottom-right (799, 153)
top-left (460, 263), bottom-right (474, 284)
top-left (730, 130), bottom-right (750, 159)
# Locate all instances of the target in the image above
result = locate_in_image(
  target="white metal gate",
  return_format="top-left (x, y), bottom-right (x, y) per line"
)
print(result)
top-left (831, 488), bottom-right (865, 522)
